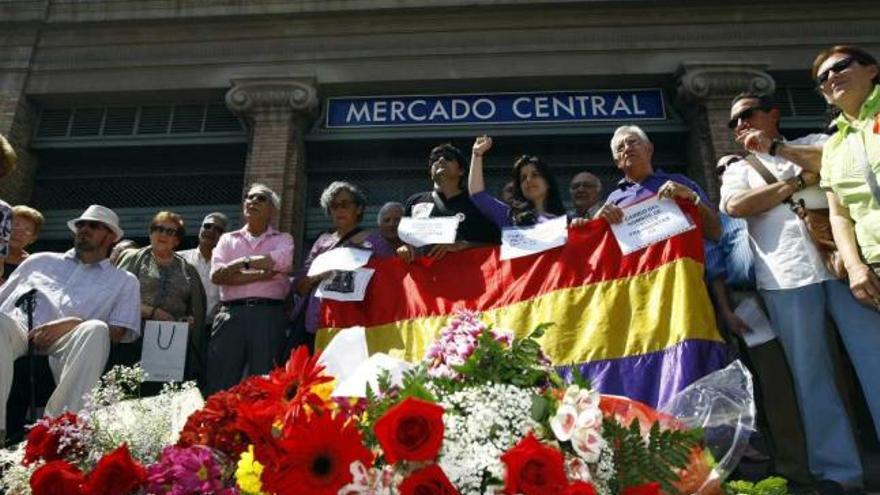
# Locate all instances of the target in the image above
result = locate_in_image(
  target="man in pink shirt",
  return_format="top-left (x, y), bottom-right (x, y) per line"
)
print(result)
top-left (207, 183), bottom-right (294, 394)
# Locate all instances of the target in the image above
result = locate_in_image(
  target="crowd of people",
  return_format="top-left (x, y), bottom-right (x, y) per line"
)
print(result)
top-left (0, 44), bottom-right (879, 494)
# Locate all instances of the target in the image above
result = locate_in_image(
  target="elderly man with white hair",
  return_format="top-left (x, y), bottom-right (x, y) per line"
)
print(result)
top-left (0, 205), bottom-right (140, 444)
top-left (376, 201), bottom-right (404, 250)
top-left (207, 183), bottom-right (294, 394)
top-left (597, 125), bottom-right (721, 241)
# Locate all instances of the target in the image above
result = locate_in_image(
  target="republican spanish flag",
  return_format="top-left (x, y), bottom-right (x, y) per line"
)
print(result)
top-left (316, 204), bottom-right (728, 409)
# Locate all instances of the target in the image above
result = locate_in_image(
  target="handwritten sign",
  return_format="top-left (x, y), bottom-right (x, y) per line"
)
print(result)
top-left (500, 215), bottom-right (569, 260)
top-left (307, 247), bottom-right (373, 277)
top-left (610, 197), bottom-right (695, 255)
top-left (398, 217), bottom-right (459, 248)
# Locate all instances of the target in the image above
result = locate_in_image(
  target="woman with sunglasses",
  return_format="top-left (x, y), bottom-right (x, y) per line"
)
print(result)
top-left (115, 211), bottom-right (206, 389)
top-left (814, 46), bottom-right (880, 311)
top-left (468, 135), bottom-right (567, 227)
top-left (290, 181), bottom-right (392, 350)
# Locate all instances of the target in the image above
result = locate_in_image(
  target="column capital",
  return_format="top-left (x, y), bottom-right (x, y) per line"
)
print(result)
top-left (677, 62), bottom-right (776, 101)
top-left (225, 77), bottom-right (319, 123)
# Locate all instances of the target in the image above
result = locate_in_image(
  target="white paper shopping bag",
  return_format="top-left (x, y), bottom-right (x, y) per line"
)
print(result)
top-left (140, 320), bottom-right (189, 382)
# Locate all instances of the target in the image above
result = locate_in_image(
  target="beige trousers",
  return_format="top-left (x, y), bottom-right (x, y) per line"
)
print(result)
top-left (0, 313), bottom-right (110, 427)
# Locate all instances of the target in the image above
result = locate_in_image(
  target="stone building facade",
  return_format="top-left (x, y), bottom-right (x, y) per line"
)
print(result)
top-left (1, 0), bottom-right (878, 254)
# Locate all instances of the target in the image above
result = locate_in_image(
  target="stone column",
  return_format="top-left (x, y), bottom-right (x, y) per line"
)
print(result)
top-left (225, 78), bottom-right (318, 259)
top-left (676, 62), bottom-right (776, 202)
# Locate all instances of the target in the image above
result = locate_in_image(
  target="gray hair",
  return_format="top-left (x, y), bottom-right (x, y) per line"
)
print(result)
top-left (610, 125), bottom-right (651, 154)
top-left (246, 183), bottom-right (281, 210)
top-left (376, 201), bottom-right (404, 226)
top-left (203, 212), bottom-right (229, 228)
top-left (320, 181), bottom-right (367, 216)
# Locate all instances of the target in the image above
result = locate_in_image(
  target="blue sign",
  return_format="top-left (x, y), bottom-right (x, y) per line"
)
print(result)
top-left (325, 89), bottom-right (665, 128)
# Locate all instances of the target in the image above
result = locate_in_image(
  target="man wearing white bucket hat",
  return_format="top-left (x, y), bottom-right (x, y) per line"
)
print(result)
top-left (0, 205), bottom-right (140, 444)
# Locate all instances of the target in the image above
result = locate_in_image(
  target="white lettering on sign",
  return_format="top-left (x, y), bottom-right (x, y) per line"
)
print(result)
top-left (451, 99), bottom-right (470, 119)
top-left (591, 96), bottom-right (608, 116)
top-left (391, 101), bottom-right (406, 121)
top-left (611, 96), bottom-right (631, 115)
top-left (513, 97), bottom-right (531, 118)
top-left (429, 101), bottom-right (450, 120)
top-left (408, 100), bottom-right (427, 121)
top-left (346, 102), bottom-right (371, 123)
top-left (373, 101), bottom-right (387, 122)
top-left (473, 98), bottom-right (495, 119)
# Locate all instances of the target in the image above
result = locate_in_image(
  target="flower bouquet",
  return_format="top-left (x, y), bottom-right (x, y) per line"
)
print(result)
top-left (2, 311), bottom-right (753, 495)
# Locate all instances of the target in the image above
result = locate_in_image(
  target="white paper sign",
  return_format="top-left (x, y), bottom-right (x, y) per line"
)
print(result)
top-left (398, 216), bottom-right (460, 248)
top-left (331, 353), bottom-right (413, 398)
top-left (315, 267), bottom-right (375, 302)
top-left (500, 215), bottom-right (569, 260)
top-left (140, 320), bottom-right (189, 382)
top-left (610, 196), bottom-right (695, 255)
top-left (307, 247), bottom-right (373, 277)
top-left (317, 326), bottom-right (368, 383)
top-left (733, 297), bottom-right (777, 348)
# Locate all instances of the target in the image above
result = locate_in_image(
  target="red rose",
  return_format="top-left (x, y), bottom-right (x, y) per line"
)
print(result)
top-left (30, 460), bottom-right (85, 495)
top-left (399, 465), bottom-right (459, 495)
top-left (565, 481), bottom-right (598, 495)
top-left (23, 423), bottom-right (59, 465)
top-left (501, 432), bottom-right (567, 495)
top-left (83, 444), bottom-right (147, 495)
top-left (622, 482), bottom-right (662, 495)
top-left (374, 397), bottom-right (445, 464)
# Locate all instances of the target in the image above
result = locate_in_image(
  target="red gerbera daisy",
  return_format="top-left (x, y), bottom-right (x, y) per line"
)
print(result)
top-left (177, 376), bottom-right (268, 458)
top-left (259, 411), bottom-right (373, 495)
top-left (253, 346), bottom-right (334, 432)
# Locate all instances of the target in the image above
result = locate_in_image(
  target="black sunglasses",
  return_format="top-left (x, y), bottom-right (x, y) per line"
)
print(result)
top-left (727, 105), bottom-right (772, 130)
top-left (201, 223), bottom-right (225, 233)
top-left (246, 193), bottom-right (269, 203)
top-left (430, 151), bottom-right (459, 163)
top-left (816, 56), bottom-right (856, 86)
top-left (74, 220), bottom-right (105, 230)
top-left (150, 225), bottom-right (179, 236)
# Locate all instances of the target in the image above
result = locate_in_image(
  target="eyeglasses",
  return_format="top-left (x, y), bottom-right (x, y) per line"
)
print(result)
top-left (430, 152), bottom-right (458, 164)
top-left (201, 223), bottom-right (225, 233)
top-left (150, 225), bottom-right (179, 236)
top-left (570, 181), bottom-right (599, 190)
top-left (74, 220), bottom-right (105, 231)
top-left (329, 200), bottom-right (356, 210)
top-left (246, 193), bottom-right (269, 203)
top-left (817, 56), bottom-right (857, 87)
top-left (727, 105), bottom-right (772, 130)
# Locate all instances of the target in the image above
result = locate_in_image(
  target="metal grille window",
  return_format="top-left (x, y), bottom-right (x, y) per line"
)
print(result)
top-left (33, 104), bottom-right (245, 144)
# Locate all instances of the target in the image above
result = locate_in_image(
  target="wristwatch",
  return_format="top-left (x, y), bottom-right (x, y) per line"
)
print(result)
top-left (768, 138), bottom-right (784, 156)
top-left (243, 256), bottom-right (251, 270)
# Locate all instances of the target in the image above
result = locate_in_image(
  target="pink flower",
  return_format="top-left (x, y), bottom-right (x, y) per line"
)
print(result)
top-left (145, 445), bottom-right (232, 495)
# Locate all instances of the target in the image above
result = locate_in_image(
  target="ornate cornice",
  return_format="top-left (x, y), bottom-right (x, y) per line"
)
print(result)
top-left (225, 77), bottom-right (318, 123)
top-left (677, 62), bottom-right (775, 101)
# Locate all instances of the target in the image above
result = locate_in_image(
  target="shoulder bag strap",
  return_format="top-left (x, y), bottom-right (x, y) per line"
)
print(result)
top-left (743, 154), bottom-right (799, 211)
top-left (431, 190), bottom-right (456, 216)
top-left (845, 132), bottom-right (880, 205)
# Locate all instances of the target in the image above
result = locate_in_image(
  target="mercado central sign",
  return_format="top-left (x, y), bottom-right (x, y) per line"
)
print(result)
top-left (325, 89), bottom-right (665, 128)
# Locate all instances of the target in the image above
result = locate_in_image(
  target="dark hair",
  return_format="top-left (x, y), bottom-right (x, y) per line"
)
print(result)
top-left (812, 45), bottom-right (880, 85)
top-left (428, 143), bottom-right (467, 188)
top-left (730, 91), bottom-right (778, 110)
top-left (509, 155), bottom-right (566, 226)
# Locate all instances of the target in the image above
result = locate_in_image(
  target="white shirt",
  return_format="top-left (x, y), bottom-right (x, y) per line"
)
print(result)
top-left (178, 247), bottom-right (220, 320)
top-left (0, 249), bottom-right (141, 342)
top-left (719, 133), bottom-right (832, 290)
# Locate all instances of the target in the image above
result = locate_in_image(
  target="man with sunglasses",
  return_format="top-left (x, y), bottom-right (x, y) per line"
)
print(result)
top-left (399, 143), bottom-right (500, 262)
top-left (721, 91), bottom-right (880, 494)
top-left (0, 205), bottom-right (140, 445)
top-left (207, 184), bottom-right (294, 394)
top-left (179, 212), bottom-right (229, 322)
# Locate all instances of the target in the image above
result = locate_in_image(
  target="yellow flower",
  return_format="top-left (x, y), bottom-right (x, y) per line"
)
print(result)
top-left (235, 445), bottom-right (266, 495)
top-left (310, 378), bottom-right (336, 403)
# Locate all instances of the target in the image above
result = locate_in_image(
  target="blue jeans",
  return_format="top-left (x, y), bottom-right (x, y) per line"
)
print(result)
top-left (761, 279), bottom-right (880, 486)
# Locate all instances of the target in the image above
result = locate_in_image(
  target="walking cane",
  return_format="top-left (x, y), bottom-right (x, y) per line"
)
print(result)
top-left (14, 288), bottom-right (38, 424)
